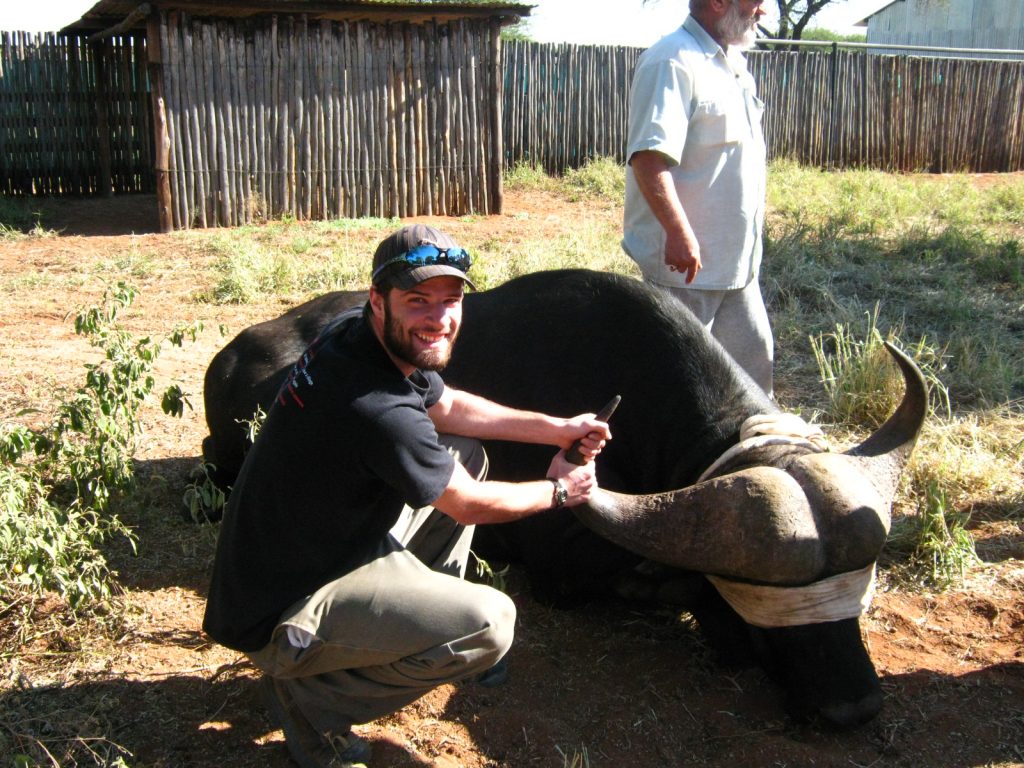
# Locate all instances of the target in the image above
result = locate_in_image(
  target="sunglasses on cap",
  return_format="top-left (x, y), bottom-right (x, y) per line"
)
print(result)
top-left (372, 244), bottom-right (473, 284)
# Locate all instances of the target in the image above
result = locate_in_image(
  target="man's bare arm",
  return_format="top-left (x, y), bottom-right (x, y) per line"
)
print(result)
top-left (631, 149), bottom-right (702, 283)
top-left (429, 386), bottom-right (610, 457)
top-left (432, 450), bottom-right (596, 525)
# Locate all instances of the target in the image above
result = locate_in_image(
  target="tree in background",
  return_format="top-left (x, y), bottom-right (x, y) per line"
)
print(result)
top-left (639, 0), bottom-right (856, 42)
top-left (797, 26), bottom-right (866, 43)
top-left (501, 16), bottom-right (532, 41)
top-left (760, 0), bottom-right (848, 40)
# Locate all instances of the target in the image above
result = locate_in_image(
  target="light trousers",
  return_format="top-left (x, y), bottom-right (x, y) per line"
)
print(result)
top-left (661, 278), bottom-right (774, 396)
top-left (247, 436), bottom-right (514, 736)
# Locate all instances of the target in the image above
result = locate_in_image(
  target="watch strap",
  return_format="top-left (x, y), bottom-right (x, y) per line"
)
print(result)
top-left (547, 477), bottom-right (568, 509)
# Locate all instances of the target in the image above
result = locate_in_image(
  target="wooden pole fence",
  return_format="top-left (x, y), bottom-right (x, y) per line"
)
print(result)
top-left (2, 32), bottom-right (1023, 222)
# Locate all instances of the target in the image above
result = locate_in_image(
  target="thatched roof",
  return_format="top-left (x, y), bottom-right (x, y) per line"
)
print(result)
top-left (62, 0), bottom-right (532, 34)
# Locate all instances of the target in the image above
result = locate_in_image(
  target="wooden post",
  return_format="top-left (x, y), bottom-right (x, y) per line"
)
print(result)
top-left (827, 41), bottom-right (839, 170)
top-left (91, 40), bottom-right (114, 197)
top-left (147, 11), bottom-right (173, 231)
top-left (88, 2), bottom-right (152, 198)
top-left (490, 19), bottom-right (503, 214)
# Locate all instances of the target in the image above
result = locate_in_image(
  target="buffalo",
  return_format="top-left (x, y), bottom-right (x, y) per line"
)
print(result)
top-left (200, 269), bottom-right (926, 729)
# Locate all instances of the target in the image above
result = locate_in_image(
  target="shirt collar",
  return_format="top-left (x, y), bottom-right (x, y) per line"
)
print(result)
top-left (683, 14), bottom-right (724, 58)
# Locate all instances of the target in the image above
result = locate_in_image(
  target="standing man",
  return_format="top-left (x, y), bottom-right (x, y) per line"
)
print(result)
top-left (203, 224), bottom-right (610, 768)
top-left (623, 0), bottom-right (773, 394)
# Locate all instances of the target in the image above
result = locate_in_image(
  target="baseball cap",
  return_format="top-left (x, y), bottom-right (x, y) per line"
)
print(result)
top-left (370, 224), bottom-right (476, 291)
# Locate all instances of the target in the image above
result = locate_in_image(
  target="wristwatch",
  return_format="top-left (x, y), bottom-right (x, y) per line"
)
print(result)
top-left (548, 478), bottom-right (568, 509)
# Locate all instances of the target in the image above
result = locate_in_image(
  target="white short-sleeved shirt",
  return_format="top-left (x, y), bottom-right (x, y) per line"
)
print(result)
top-left (622, 15), bottom-right (767, 291)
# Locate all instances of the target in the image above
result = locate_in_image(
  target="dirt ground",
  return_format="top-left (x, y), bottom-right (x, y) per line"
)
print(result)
top-left (1, 188), bottom-right (1023, 768)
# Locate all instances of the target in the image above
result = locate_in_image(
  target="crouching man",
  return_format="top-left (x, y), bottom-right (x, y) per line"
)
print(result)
top-left (202, 224), bottom-right (610, 768)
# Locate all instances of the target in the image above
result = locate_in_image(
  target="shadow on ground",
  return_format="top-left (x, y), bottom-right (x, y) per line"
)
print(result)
top-left (5, 653), bottom-right (1023, 768)
top-left (33, 194), bottom-right (160, 236)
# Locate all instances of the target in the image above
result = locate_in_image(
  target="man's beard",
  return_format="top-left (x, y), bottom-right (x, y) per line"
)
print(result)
top-left (382, 303), bottom-right (458, 371)
top-left (718, 1), bottom-right (758, 50)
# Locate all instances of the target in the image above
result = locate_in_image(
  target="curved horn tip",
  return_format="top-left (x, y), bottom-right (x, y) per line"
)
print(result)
top-left (883, 340), bottom-right (928, 402)
top-left (845, 340), bottom-right (929, 485)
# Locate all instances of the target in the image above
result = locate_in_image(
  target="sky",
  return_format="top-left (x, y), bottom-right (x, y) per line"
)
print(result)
top-left (526, 0), bottom-right (892, 47)
top-left (1, 1), bottom-right (894, 45)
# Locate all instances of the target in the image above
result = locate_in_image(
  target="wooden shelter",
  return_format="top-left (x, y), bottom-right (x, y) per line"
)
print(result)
top-left (64, 1), bottom-right (530, 231)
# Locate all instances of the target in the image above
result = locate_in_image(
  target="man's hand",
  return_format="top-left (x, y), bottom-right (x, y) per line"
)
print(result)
top-left (542, 411), bottom-right (611, 508)
top-left (665, 227), bottom-right (702, 284)
top-left (428, 398), bottom-right (612, 522)
top-left (558, 412), bottom-right (611, 463)
top-left (546, 451), bottom-right (598, 508)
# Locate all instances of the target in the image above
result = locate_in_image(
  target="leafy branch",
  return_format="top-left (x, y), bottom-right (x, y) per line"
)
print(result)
top-left (0, 283), bottom-right (201, 609)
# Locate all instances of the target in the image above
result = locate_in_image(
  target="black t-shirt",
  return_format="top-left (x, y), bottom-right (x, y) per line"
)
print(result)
top-left (202, 313), bottom-right (455, 652)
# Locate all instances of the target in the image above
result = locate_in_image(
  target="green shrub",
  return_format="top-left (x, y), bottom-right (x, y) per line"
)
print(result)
top-left (504, 160), bottom-right (557, 191)
top-left (0, 197), bottom-right (51, 238)
top-left (0, 459), bottom-right (130, 607)
top-left (810, 307), bottom-right (950, 429)
top-left (0, 284), bottom-right (200, 609)
top-left (889, 482), bottom-right (980, 589)
top-left (562, 156), bottom-right (626, 202)
top-left (182, 462), bottom-right (228, 524)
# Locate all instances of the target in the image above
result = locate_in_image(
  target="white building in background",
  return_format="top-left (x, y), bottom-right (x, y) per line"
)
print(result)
top-left (857, 0), bottom-right (1024, 59)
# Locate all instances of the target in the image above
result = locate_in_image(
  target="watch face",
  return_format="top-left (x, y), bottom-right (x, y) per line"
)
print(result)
top-left (555, 484), bottom-right (568, 506)
top-left (550, 479), bottom-right (568, 507)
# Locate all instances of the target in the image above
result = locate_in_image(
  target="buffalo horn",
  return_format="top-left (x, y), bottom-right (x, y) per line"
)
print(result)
top-left (842, 341), bottom-right (929, 500)
top-left (574, 342), bottom-right (928, 585)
